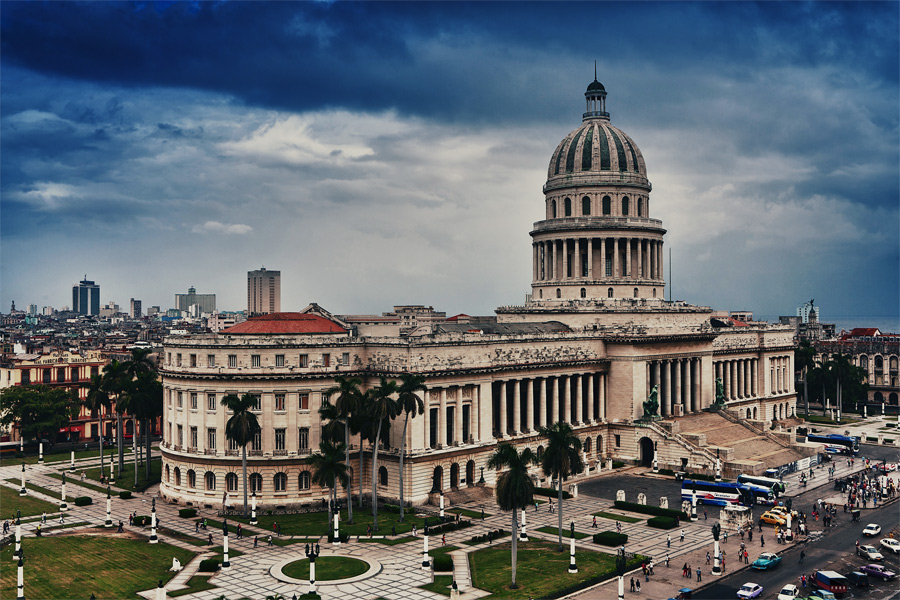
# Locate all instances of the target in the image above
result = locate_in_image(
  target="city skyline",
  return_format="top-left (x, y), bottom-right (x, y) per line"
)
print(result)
top-left (1, 2), bottom-right (897, 321)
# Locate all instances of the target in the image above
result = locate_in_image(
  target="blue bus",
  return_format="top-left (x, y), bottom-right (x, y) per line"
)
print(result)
top-left (741, 483), bottom-right (777, 506)
top-left (806, 433), bottom-right (859, 455)
top-left (681, 480), bottom-right (754, 507)
top-left (737, 474), bottom-right (786, 496)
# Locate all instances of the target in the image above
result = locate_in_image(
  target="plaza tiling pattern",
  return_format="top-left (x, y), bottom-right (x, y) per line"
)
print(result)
top-left (0, 436), bottom-right (886, 600)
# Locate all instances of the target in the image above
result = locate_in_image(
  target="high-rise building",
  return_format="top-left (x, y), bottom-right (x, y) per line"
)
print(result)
top-left (72, 277), bottom-right (100, 316)
top-left (130, 298), bottom-right (143, 319)
top-left (248, 268), bottom-right (281, 314)
top-left (174, 286), bottom-right (216, 314)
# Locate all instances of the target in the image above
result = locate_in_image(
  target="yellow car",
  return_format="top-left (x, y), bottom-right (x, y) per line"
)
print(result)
top-left (759, 511), bottom-right (787, 526)
top-left (769, 507), bottom-right (799, 520)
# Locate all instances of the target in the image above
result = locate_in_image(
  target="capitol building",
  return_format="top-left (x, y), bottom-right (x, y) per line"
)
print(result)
top-left (159, 79), bottom-right (806, 508)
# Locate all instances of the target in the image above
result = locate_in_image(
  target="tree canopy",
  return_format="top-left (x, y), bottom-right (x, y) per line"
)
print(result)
top-left (0, 385), bottom-right (79, 441)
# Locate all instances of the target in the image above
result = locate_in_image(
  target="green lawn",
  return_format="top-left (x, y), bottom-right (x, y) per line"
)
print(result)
top-left (447, 507), bottom-right (490, 519)
top-left (469, 540), bottom-right (644, 599)
top-left (282, 556), bottom-right (369, 581)
top-left (228, 507), bottom-right (434, 537)
top-left (359, 536), bottom-right (416, 545)
top-left (0, 447), bottom-right (121, 467)
top-left (0, 484), bottom-right (61, 518)
top-left (0, 535), bottom-right (196, 599)
top-left (592, 511), bottom-right (642, 523)
top-left (419, 574), bottom-right (454, 596)
top-left (156, 525), bottom-right (208, 546)
top-left (535, 525), bottom-right (589, 539)
top-left (46, 472), bottom-right (112, 495)
top-left (167, 575), bottom-right (217, 598)
top-left (5, 478), bottom-right (61, 500)
top-left (83, 457), bottom-right (161, 491)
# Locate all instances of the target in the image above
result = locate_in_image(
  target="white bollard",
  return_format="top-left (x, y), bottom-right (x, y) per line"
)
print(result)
top-left (222, 530), bottom-right (230, 569)
top-left (155, 579), bottom-right (166, 600)
top-left (712, 539), bottom-right (721, 575)
top-left (20, 463), bottom-right (27, 496)
top-left (109, 451), bottom-right (114, 484)
top-left (333, 512), bottom-right (340, 544)
top-left (308, 557), bottom-right (317, 596)
top-left (440, 492), bottom-right (445, 518)
top-left (38, 442), bottom-right (43, 464)
top-left (422, 533), bottom-right (431, 569)
top-left (70, 450), bottom-right (75, 471)
top-left (519, 509), bottom-right (528, 541)
top-left (60, 474), bottom-right (68, 511)
top-left (149, 499), bottom-right (158, 543)
top-left (105, 491), bottom-right (113, 527)
top-left (690, 488), bottom-right (698, 521)
top-left (618, 575), bottom-right (624, 599)
top-left (568, 535), bottom-right (578, 573)
top-left (13, 521), bottom-right (21, 562)
top-left (17, 556), bottom-right (24, 600)
top-left (715, 459), bottom-right (722, 481)
top-left (250, 492), bottom-right (258, 525)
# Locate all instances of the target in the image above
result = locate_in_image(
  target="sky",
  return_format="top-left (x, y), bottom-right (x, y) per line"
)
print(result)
top-left (2, 1), bottom-right (898, 324)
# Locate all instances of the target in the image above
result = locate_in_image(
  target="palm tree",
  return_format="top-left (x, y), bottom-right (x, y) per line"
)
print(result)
top-left (539, 421), bottom-right (584, 552)
top-left (370, 377), bottom-right (399, 531)
top-left (125, 348), bottom-right (158, 486)
top-left (351, 390), bottom-right (376, 508)
top-left (395, 373), bottom-right (426, 522)
top-left (102, 359), bottom-right (130, 474)
top-left (84, 373), bottom-right (110, 476)
top-left (221, 393), bottom-right (262, 516)
top-left (309, 439), bottom-right (349, 536)
top-left (125, 347), bottom-right (156, 378)
top-left (487, 443), bottom-right (536, 590)
top-left (795, 340), bottom-right (817, 417)
top-left (324, 376), bottom-right (363, 523)
top-left (129, 371), bottom-right (163, 481)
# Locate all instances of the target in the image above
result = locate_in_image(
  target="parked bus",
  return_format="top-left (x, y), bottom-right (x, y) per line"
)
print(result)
top-left (741, 482), bottom-right (778, 506)
top-left (806, 433), bottom-right (859, 455)
top-left (681, 480), bottom-right (754, 507)
top-left (737, 474), bottom-right (786, 496)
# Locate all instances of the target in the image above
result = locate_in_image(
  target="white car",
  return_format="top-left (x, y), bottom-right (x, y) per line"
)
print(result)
top-left (880, 538), bottom-right (900, 554)
top-left (777, 583), bottom-right (800, 600)
top-left (863, 523), bottom-right (882, 537)
top-left (857, 544), bottom-right (884, 561)
top-left (737, 582), bottom-right (763, 599)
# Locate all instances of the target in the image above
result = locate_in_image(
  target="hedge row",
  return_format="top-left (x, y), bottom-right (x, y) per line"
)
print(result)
top-left (612, 461), bottom-right (625, 469)
top-left (592, 531), bottom-right (628, 546)
top-left (74, 496), bottom-right (92, 506)
top-left (647, 516), bottom-right (678, 529)
top-left (178, 508), bottom-right (197, 518)
top-left (533, 487), bottom-right (573, 500)
top-left (118, 491), bottom-right (132, 500)
top-left (613, 500), bottom-right (687, 521)
top-left (469, 529), bottom-right (507, 544)
top-left (432, 554), bottom-right (454, 572)
top-left (197, 558), bottom-right (220, 572)
top-left (425, 520), bottom-right (472, 535)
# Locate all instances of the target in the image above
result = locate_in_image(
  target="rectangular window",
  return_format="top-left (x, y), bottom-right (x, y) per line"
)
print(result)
top-left (229, 438), bottom-right (240, 451)
top-left (605, 257), bottom-right (612, 277)
top-left (251, 394), bottom-right (261, 411)
top-left (299, 393), bottom-right (309, 411)
top-left (275, 428), bottom-right (286, 451)
top-left (228, 354), bottom-right (237, 368)
top-left (275, 393), bottom-right (285, 411)
top-left (275, 354), bottom-right (285, 367)
top-left (70, 368), bottom-right (79, 383)
top-left (227, 474), bottom-right (238, 491)
top-left (176, 353), bottom-right (182, 366)
top-left (207, 354), bottom-right (216, 367)
top-left (299, 354), bottom-right (308, 368)
top-left (43, 369), bottom-right (51, 383)
top-left (21, 370), bottom-right (30, 385)
top-left (207, 393), bottom-right (217, 411)
top-left (251, 431), bottom-right (261, 451)
top-left (615, 434), bottom-right (621, 447)
top-left (177, 425), bottom-right (183, 447)
top-left (320, 393), bottom-right (329, 408)
top-left (189, 354), bottom-right (197, 367)
top-left (342, 352), bottom-right (350, 366)
top-left (167, 352), bottom-right (171, 365)
top-left (251, 354), bottom-right (261, 367)
top-left (298, 427), bottom-right (309, 451)
top-left (177, 391), bottom-right (183, 408)
top-left (322, 353), bottom-right (330, 367)
top-left (207, 428), bottom-right (216, 450)
top-left (190, 392), bottom-right (198, 410)
top-left (57, 367), bottom-right (66, 382)
top-left (190, 426), bottom-right (198, 449)
top-left (462, 404), bottom-right (470, 443)
top-left (429, 407), bottom-right (438, 448)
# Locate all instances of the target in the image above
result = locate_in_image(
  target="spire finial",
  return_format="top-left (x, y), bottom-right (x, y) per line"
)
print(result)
top-left (594, 60), bottom-right (597, 81)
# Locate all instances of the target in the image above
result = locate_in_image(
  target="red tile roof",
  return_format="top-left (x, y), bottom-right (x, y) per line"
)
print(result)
top-left (846, 327), bottom-right (881, 337)
top-left (224, 313), bottom-right (347, 335)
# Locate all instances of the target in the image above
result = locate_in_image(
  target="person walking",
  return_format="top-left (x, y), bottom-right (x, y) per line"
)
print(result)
top-left (760, 533), bottom-right (765, 547)
top-left (195, 521), bottom-right (200, 533)
top-left (706, 551), bottom-right (711, 565)
top-left (665, 553), bottom-right (670, 568)
top-left (635, 579), bottom-right (641, 593)
top-left (208, 533), bottom-right (213, 545)
top-left (682, 563), bottom-right (688, 577)
top-left (441, 534), bottom-right (446, 546)
top-left (696, 567), bottom-right (702, 582)
top-left (237, 523), bottom-right (242, 539)
top-left (253, 536), bottom-right (258, 548)
top-left (592, 516), bottom-right (598, 528)
top-left (667, 533), bottom-right (671, 548)
top-left (630, 577), bottom-right (635, 592)
top-left (412, 524), bottom-right (417, 537)
top-left (267, 535), bottom-right (273, 546)
top-left (799, 550), bottom-right (806, 564)
top-left (680, 529), bottom-right (685, 543)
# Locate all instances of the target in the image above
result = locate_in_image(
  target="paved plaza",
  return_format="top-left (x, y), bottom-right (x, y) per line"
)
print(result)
top-left (2, 419), bottom-right (897, 600)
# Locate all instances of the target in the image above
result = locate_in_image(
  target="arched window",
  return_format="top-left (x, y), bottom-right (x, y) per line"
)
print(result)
top-left (634, 288), bottom-right (639, 298)
top-left (536, 446), bottom-right (544, 461)
top-left (205, 471), bottom-right (216, 491)
top-left (746, 408), bottom-right (751, 419)
top-left (584, 437), bottom-right (592, 453)
top-left (226, 473), bottom-right (238, 492)
top-left (551, 199), bottom-right (557, 218)
top-left (274, 472), bottom-right (287, 492)
top-left (752, 407), bottom-right (757, 420)
top-left (580, 288), bottom-right (587, 298)
top-left (165, 464), bottom-right (170, 483)
top-left (637, 198), bottom-right (643, 217)
top-left (652, 288), bottom-right (657, 298)
top-left (379, 466), bottom-right (388, 487)
top-left (299, 471), bottom-right (311, 491)
top-left (556, 288), bottom-right (561, 298)
top-left (875, 356), bottom-right (884, 369)
top-left (607, 288), bottom-right (614, 298)
top-left (860, 355), bottom-right (868, 369)
top-left (187, 469), bottom-right (196, 489)
top-left (596, 435), bottom-right (603, 453)
top-left (564, 197), bottom-right (572, 216)
top-left (539, 289), bottom-right (543, 299)
top-left (602, 196), bottom-right (611, 215)
top-left (622, 197), bottom-right (630, 216)
top-left (250, 472), bottom-right (263, 492)
top-left (174, 467), bottom-right (181, 487)
top-left (582, 196), bottom-right (591, 215)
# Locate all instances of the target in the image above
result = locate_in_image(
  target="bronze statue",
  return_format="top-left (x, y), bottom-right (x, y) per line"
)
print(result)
top-left (714, 377), bottom-right (725, 406)
top-left (712, 522), bottom-right (720, 541)
top-left (643, 385), bottom-right (659, 418)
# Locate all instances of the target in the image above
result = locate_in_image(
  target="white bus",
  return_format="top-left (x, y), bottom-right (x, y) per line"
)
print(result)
top-left (737, 474), bottom-right (785, 496)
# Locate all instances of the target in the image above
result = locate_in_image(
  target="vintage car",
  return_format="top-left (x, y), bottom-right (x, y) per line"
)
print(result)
top-left (806, 590), bottom-right (837, 600)
top-left (862, 523), bottom-right (882, 537)
top-left (776, 583), bottom-right (800, 600)
top-left (859, 564), bottom-right (897, 581)
top-left (879, 537), bottom-right (900, 554)
top-left (736, 582), bottom-right (763, 599)
top-left (751, 552), bottom-right (782, 570)
top-left (857, 544), bottom-right (884, 561)
top-left (759, 511), bottom-right (787, 526)
top-left (769, 506), bottom-right (799, 519)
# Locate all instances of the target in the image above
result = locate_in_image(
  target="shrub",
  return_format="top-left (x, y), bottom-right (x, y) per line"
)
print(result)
top-left (426, 520), bottom-right (471, 535)
top-left (74, 496), bottom-right (92, 506)
top-left (469, 528), bottom-right (506, 544)
top-left (612, 461), bottom-right (625, 469)
top-left (118, 491), bottom-right (132, 500)
top-left (133, 515), bottom-right (150, 525)
top-left (432, 554), bottom-right (454, 572)
top-left (178, 508), bottom-right (197, 518)
top-left (197, 558), bottom-right (220, 572)
top-left (592, 531), bottom-right (628, 546)
top-left (613, 500), bottom-right (687, 521)
top-left (533, 487), bottom-right (573, 500)
top-left (647, 516), bottom-right (678, 529)
top-left (657, 468), bottom-right (676, 476)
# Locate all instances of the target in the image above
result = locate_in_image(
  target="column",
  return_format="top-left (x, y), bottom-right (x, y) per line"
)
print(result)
top-left (587, 374), bottom-right (595, 422)
top-left (539, 378), bottom-right (548, 428)
top-left (655, 362), bottom-right (666, 416)
top-left (525, 379), bottom-right (534, 433)
top-left (563, 376), bottom-right (571, 424)
top-left (575, 238), bottom-right (581, 278)
top-left (683, 358), bottom-right (692, 413)
top-left (422, 393), bottom-right (431, 449)
top-left (744, 359), bottom-right (751, 397)
top-left (657, 241), bottom-right (663, 280)
top-left (674, 359), bottom-right (682, 413)
top-left (532, 243), bottom-right (538, 282)
top-left (662, 361), bottom-right (671, 416)
top-left (752, 359), bottom-right (758, 396)
top-left (599, 373), bottom-right (607, 421)
top-left (575, 374), bottom-right (584, 424)
top-left (512, 380), bottom-right (521, 435)
top-left (564, 239), bottom-right (571, 279)
top-left (636, 238), bottom-right (643, 280)
top-left (692, 359), bottom-right (701, 411)
top-left (729, 360), bottom-right (736, 400)
top-left (624, 239), bottom-right (630, 278)
top-left (587, 238), bottom-right (594, 279)
top-left (552, 377), bottom-right (560, 424)
top-left (454, 390), bottom-right (463, 445)
top-left (499, 381), bottom-right (507, 436)
top-left (439, 388), bottom-right (447, 447)
top-left (736, 359), bottom-right (744, 399)
top-left (599, 238), bottom-right (607, 279)
top-left (613, 238), bottom-right (620, 278)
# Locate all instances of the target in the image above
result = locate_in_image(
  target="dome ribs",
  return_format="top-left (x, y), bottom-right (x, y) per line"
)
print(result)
top-left (581, 125), bottom-right (594, 171)
top-left (607, 128), bottom-right (629, 172)
top-left (565, 128), bottom-right (584, 173)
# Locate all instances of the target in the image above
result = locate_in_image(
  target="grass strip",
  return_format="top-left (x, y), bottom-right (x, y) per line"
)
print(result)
top-left (156, 525), bottom-right (208, 546)
top-left (359, 536), bottom-right (416, 546)
top-left (0, 484), bottom-right (62, 518)
top-left (227, 507), bottom-right (434, 537)
top-left (46, 472), bottom-right (112, 495)
top-left (419, 574), bottom-right (454, 596)
top-left (535, 525), bottom-right (589, 539)
top-left (447, 507), bottom-right (490, 519)
top-left (462, 531), bottom-right (511, 546)
top-left (168, 575), bottom-right (217, 597)
top-left (282, 556), bottom-right (370, 580)
top-left (592, 511), bottom-right (642, 523)
top-left (5, 478), bottom-right (61, 500)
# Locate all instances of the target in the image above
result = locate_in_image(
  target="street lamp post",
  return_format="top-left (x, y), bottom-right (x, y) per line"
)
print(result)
top-left (20, 463), bottom-right (26, 496)
top-left (422, 525), bottom-right (431, 569)
top-left (13, 511), bottom-right (22, 562)
top-left (250, 491), bottom-right (258, 525)
top-left (149, 498), bottom-right (158, 543)
top-left (616, 548), bottom-right (626, 600)
top-left (568, 522), bottom-right (578, 573)
top-left (109, 450), bottom-right (115, 485)
top-left (60, 473), bottom-right (68, 512)
top-left (70, 450), bottom-right (75, 472)
top-left (332, 512), bottom-right (340, 544)
top-left (222, 519), bottom-right (230, 569)
top-left (690, 487), bottom-right (698, 521)
top-left (304, 543), bottom-right (320, 596)
top-left (519, 509), bottom-right (528, 541)
top-left (38, 442), bottom-right (43, 464)
top-left (16, 546), bottom-right (24, 600)
top-left (652, 442), bottom-right (658, 473)
top-left (105, 487), bottom-right (113, 527)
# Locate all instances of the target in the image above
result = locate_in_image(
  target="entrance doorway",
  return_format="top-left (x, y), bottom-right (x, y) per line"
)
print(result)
top-left (431, 466), bottom-right (443, 493)
top-left (639, 437), bottom-right (654, 467)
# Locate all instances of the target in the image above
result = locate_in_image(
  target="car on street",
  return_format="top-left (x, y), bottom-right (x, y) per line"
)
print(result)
top-left (751, 552), bottom-right (782, 570)
top-left (759, 511), bottom-right (787, 526)
top-left (736, 582), bottom-right (763, 599)
top-left (769, 506), bottom-right (799, 519)
top-left (776, 583), bottom-right (800, 600)
top-left (806, 590), bottom-right (837, 600)
top-left (879, 537), bottom-right (900, 554)
top-left (859, 564), bottom-right (897, 581)
top-left (863, 523), bottom-right (882, 537)
top-left (857, 544), bottom-right (884, 561)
